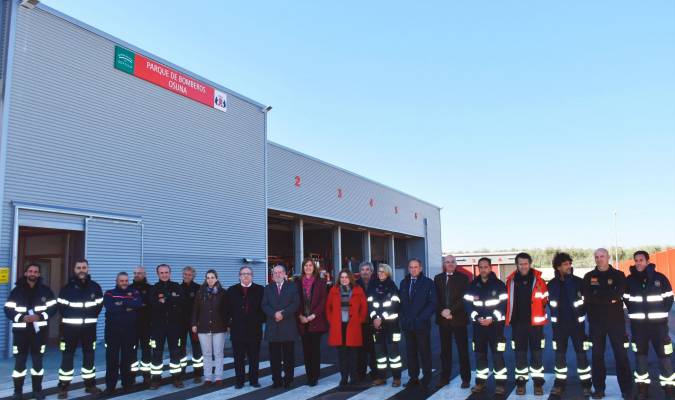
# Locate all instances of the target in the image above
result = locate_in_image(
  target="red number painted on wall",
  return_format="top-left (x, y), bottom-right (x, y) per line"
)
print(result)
top-left (369, 198), bottom-right (375, 207)
top-left (414, 212), bottom-right (418, 220)
top-left (394, 206), bottom-right (399, 214)
top-left (294, 176), bottom-right (301, 187)
top-left (337, 188), bottom-right (343, 198)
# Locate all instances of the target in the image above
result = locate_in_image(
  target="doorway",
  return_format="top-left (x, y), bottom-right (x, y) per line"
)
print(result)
top-left (17, 227), bottom-right (84, 342)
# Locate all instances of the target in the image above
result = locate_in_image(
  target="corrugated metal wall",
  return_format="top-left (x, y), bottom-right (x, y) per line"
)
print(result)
top-left (85, 218), bottom-right (142, 339)
top-left (266, 141), bottom-right (443, 277)
top-left (0, 6), bottom-right (267, 350)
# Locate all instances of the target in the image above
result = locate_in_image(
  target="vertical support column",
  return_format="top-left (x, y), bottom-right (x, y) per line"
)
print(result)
top-left (362, 230), bottom-right (372, 264)
top-left (388, 234), bottom-right (396, 280)
top-left (332, 225), bottom-right (342, 280)
top-left (294, 218), bottom-right (304, 274)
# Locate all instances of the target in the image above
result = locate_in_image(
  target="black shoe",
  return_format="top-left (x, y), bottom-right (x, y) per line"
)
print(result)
top-left (582, 387), bottom-right (592, 397)
top-left (11, 393), bottom-right (23, 400)
top-left (272, 382), bottom-right (283, 388)
top-left (84, 385), bottom-right (101, 395)
top-left (250, 382), bottom-right (261, 388)
top-left (307, 380), bottom-right (317, 387)
top-left (284, 380), bottom-right (293, 388)
top-left (103, 388), bottom-right (116, 396)
top-left (404, 379), bottom-right (420, 387)
top-left (436, 380), bottom-right (449, 388)
top-left (234, 383), bottom-right (244, 389)
top-left (339, 379), bottom-right (348, 386)
top-left (591, 390), bottom-right (605, 399)
top-left (461, 381), bottom-right (470, 389)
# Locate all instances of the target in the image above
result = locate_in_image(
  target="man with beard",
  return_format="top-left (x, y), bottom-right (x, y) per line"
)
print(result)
top-left (4, 263), bottom-right (57, 400)
top-left (56, 259), bottom-right (104, 399)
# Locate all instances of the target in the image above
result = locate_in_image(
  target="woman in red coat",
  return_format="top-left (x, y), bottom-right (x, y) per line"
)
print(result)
top-left (295, 258), bottom-right (328, 387)
top-left (326, 269), bottom-right (367, 386)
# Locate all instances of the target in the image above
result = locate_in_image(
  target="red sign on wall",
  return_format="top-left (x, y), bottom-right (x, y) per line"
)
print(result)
top-left (114, 46), bottom-right (227, 112)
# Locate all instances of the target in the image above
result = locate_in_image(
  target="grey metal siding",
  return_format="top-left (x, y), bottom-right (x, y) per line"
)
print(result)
top-left (267, 141), bottom-right (442, 276)
top-left (85, 218), bottom-right (142, 340)
top-left (0, 7), bottom-right (267, 352)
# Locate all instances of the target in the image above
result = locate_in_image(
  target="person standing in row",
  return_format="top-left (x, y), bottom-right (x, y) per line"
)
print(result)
top-left (368, 264), bottom-right (402, 387)
top-left (130, 266), bottom-right (152, 386)
top-left (399, 258), bottom-right (437, 389)
top-left (505, 252), bottom-right (548, 396)
top-left (4, 263), bottom-right (57, 400)
top-left (296, 258), bottom-right (328, 387)
top-left (180, 266), bottom-right (203, 382)
top-left (149, 264), bottom-right (185, 389)
top-left (583, 248), bottom-right (632, 399)
top-left (547, 252), bottom-right (592, 397)
top-left (625, 250), bottom-right (675, 399)
top-left (434, 255), bottom-right (471, 389)
top-left (57, 259), bottom-right (103, 399)
top-left (356, 262), bottom-right (377, 381)
top-left (228, 265), bottom-right (265, 388)
top-left (327, 269), bottom-right (368, 386)
top-left (262, 265), bottom-right (299, 388)
top-left (464, 257), bottom-right (508, 395)
top-left (191, 269), bottom-right (228, 386)
top-left (103, 272), bottom-right (142, 395)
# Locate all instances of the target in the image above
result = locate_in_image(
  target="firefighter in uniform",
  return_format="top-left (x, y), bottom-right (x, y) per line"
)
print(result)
top-left (180, 266), bottom-right (203, 382)
top-left (547, 252), bottom-right (592, 397)
top-left (130, 266), bottom-right (152, 386)
top-left (464, 257), bottom-right (508, 395)
top-left (367, 263), bottom-right (403, 387)
top-left (505, 252), bottom-right (548, 396)
top-left (149, 264), bottom-right (186, 389)
top-left (56, 259), bottom-right (103, 399)
top-left (582, 248), bottom-right (632, 399)
top-left (625, 250), bottom-right (675, 399)
top-left (4, 263), bottom-right (57, 400)
top-left (103, 272), bottom-right (142, 395)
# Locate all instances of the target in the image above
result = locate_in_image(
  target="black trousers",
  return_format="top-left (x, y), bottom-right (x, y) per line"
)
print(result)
top-left (473, 323), bottom-right (507, 386)
top-left (269, 341), bottom-right (294, 385)
top-left (105, 326), bottom-right (137, 390)
top-left (552, 322), bottom-right (591, 388)
top-left (589, 319), bottom-right (632, 394)
top-left (405, 330), bottom-right (432, 382)
top-left (301, 332), bottom-right (323, 384)
top-left (150, 324), bottom-right (182, 378)
top-left (373, 327), bottom-right (402, 380)
top-left (357, 323), bottom-right (376, 379)
top-left (133, 325), bottom-right (152, 376)
top-left (511, 323), bottom-right (545, 385)
top-left (438, 324), bottom-right (471, 384)
top-left (58, 324), bottom-right (97, 387)
top-left (632, 322), bottom-right (674, 387)
top-left (338, 346), bottom-right (358, 383)
top-left (181, 328), bottom-right (203, 376)
top-left (232, 340), bottom-right (261, 385)
top-left (12, 328), bottom-right (46, 392)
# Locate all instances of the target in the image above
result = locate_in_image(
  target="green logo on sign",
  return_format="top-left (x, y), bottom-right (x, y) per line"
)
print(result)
top-left (114, 46), bottom-right (135, 74)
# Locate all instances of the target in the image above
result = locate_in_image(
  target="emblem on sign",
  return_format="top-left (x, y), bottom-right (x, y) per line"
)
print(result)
top-left (656, 281), bottom-right (661, 287)
top-left (213, 90), bottom-right (227, 112)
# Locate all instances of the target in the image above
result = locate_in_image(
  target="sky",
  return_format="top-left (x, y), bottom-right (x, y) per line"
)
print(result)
top-left (42, 1), bottom-right (675, 252)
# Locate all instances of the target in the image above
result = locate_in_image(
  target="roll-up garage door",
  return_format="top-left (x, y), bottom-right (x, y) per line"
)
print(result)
top-left (85, 218), bottom-right (142, 341)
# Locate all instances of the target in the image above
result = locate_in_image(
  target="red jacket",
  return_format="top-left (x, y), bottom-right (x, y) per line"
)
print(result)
top-left (456, 266), bottom-right (474, 281)
top-left (326, 285), bottom-right (367, 347)
top-left (295, 277), bottom-right (328, 334)
top-left (505, 268), bottom-right (549, 326)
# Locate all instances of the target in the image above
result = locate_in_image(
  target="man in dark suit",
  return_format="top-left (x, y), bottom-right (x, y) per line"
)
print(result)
top-left (261, 264), bottom-right (300, 388)
top-left (399, 258), bottom-right (437, 388)
top-left (434, 255), bottom-right (471, 389)
top-left (227, 265), bottom-right (265, 389)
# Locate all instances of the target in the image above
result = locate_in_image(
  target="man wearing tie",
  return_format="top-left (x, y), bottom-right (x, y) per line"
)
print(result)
top-left (399, 258), bottom-right (437, 388)
top-left (261, 265), bottom-right (300, 388)
top-left (434, 255), bottom-right (471, 389)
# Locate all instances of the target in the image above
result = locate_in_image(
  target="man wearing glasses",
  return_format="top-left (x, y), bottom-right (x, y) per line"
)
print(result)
top-left (227, 265), bottom-right (265, 388)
